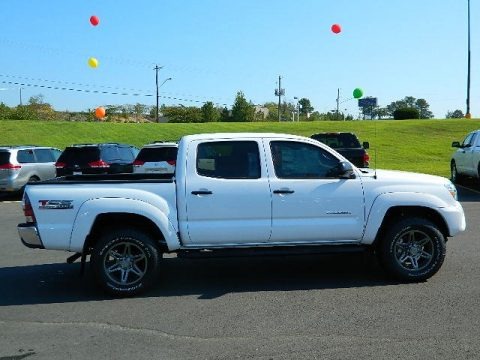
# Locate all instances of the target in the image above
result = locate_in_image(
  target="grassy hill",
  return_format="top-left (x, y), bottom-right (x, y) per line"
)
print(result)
top-left (1, 119), bottom-right (479, 178)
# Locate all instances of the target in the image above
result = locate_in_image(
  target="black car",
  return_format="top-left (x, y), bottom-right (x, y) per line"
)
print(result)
top-left (55, 143), bottom-right (139, 176)
top-left (310, 132), bottom-right (370, 168)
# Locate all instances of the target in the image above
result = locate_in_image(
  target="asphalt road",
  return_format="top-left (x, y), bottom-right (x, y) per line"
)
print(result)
top-left (0, 187), bottom-right (479, 360)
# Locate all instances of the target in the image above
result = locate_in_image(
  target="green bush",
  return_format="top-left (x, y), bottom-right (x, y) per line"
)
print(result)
top-left (393, 108), bottom-right (419, 120)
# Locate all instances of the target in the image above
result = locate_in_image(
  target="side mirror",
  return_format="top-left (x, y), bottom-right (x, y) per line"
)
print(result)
top-left (362, 141), bottom-right (370, 149)
top-left (451, 141), bottom-right (461, 148)
top-left (336, 161), bottom-right (356, 179)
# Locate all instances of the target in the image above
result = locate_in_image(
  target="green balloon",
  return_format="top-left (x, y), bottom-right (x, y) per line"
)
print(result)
top-left (353, 88), bottom-right (363, 99)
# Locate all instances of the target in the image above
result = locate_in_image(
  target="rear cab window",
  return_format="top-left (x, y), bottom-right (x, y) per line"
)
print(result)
top-left (311, 133), bottom-right (361, 149)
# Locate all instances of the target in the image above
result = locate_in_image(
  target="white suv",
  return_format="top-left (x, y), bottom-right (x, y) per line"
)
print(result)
top-left (451, 129), bottom-right (480, 183)
top-left (0, 145), bottom-right (62, 193)
top-left (132, 142), bottom-right (178, 174)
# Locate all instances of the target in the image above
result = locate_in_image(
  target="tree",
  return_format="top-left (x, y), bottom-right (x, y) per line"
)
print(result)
top-left (220, 107), bottom-right (231, 122)
top-left (0, 103), bottom-right (13, 119)
top-left (25, 94), bottom-right (58, 120)
top-left (393, 108), bottom-right (419, 120)
top-left (415, 99), bottom-right (433, 119)
top-left (386, 96), bottom-right (433, 119)
top-left (263, 102), bottom-right (279, 121)
top-left (133, 103), bottom-right (148, 121)
top-left (201, 102), bottom-right (220, 122)
top-left (446, 109), bottom-right (464, 119)
top-left (298, 98), bottom-right (314, 115)
top-left (231, 91), bottom-right (255, 122)
top-left (163, 105), bottom-right (202, 123)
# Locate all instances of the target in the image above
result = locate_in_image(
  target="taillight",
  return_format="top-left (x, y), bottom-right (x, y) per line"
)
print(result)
top-left (167, 160), bottom-right (176, 166)
top-left (133, 160), bottom-right (145, 167)
top-left (0, 163), bottom-right (21, 170)
top-left (23, 193), bottom-right (36, 223)
top-left (363, 152), bottom-right (370, 166)
top-left (55, 161), bottom-right (66, 168)
top-left (88, 160), bottom-right (110, 168)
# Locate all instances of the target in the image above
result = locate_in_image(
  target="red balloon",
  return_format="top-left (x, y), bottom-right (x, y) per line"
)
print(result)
top-left (90, 15), bottom-right (100, 26)
top-left (331, 24), bottom-right (341, 34)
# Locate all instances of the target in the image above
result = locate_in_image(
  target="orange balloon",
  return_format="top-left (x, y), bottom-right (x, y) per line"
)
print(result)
top-left (95, 107), bottom-right (106, 119)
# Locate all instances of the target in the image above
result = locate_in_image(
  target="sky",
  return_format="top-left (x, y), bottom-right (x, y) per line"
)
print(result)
top-left (0, 0), bottom-right (478, 119)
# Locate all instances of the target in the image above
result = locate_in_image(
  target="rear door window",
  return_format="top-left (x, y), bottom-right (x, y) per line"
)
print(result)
top-left (17, 149), bottom-right (36, 163)
top-left (196, 141), bottom-right (260, 179)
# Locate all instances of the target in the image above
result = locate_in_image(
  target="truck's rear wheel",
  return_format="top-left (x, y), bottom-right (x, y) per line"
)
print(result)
top-left (378, 217), bottom-right (446, 281)
top-left (91, 228), bottom-right (161, 296)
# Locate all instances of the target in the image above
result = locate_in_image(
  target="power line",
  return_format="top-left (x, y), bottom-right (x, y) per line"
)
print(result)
top-left (0, 80), bottom-right (231, 107)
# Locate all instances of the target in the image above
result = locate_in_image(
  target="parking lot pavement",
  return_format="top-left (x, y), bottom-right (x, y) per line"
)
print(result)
top-left (0, 189), bottom-right (479, 359)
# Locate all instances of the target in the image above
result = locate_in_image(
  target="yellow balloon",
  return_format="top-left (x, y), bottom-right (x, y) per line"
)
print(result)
top-left (88, 57), bottom-right (99, 68)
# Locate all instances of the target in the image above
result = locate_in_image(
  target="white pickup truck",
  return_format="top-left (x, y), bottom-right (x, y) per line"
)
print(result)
top-left (18, 133), bottom-right (466, 296)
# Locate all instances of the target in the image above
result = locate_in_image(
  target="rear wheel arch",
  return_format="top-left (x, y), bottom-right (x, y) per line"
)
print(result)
top-left (85, 213), bottom-right (168, 254)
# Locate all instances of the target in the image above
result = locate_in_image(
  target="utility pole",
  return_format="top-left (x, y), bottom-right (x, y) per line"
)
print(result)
top-left (19, 88), bottom-right (23, 106)
top-left (274, 75), bottom-right (285, 122)
top-left (154, 65), bottom-right (163, 123)
top-left (466, 0), bottom-right (471, 118)
top-left (336, 88), bottom-right (340, 120)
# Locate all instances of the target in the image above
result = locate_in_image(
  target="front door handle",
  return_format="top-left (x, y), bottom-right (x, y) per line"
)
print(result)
top-left (191, 190), bottom-right (213, 195)
top-left (273, 189), bottom-right (295, 194)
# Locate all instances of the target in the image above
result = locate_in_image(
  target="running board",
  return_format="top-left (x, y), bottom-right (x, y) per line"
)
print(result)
top-left (176, 244), bottom-right (369, 259)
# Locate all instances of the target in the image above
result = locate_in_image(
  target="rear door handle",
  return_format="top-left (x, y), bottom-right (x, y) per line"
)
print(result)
top-left (273, 189), bottom-right (295, 194)
top-left (191, 190), bottom-right (213, 195)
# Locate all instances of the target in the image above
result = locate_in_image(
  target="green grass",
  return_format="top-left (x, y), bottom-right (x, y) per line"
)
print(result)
top-left (2, 119), bottom-right (480, 178)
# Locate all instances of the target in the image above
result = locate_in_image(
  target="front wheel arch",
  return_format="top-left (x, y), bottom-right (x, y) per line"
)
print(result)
top-left (374, 206), bottom-right (449, 244)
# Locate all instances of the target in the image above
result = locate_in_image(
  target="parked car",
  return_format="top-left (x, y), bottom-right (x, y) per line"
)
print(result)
top-left (310, 132), bottom-right (370, 168)
top-left (0, 145), bottom-right (62, 193)
top-left (55, 143), bottom-right (139, 176)
top-left (451, 129), bottom-right (480, 183)
top-left (133, 142), bottom-right (178, 174)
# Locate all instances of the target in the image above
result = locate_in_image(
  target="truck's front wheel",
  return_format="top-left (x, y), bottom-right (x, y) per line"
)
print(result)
top-left (378, 218), bottom-right (446, 281)
top-left (91, 229), bottom-right (161, 296)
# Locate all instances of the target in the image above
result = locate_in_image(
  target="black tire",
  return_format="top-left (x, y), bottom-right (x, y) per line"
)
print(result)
top-left (91, 228), bottom-right (161, 296)
top-left (450, 161), bottom-right (462, 184)
top-left (378, 217), bottom-right (446, 281)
